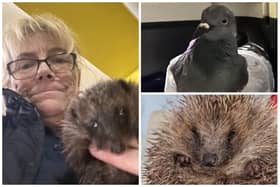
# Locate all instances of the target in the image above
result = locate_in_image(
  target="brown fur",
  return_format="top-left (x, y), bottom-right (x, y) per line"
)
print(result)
top-left (61, 79), bottom-right (138, 184)
top-left (143, 95), bottom-right (277, 184)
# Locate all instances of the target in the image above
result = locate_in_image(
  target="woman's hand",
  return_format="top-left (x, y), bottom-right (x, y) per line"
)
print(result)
top-left (88, 139), bottom-right (138, 176)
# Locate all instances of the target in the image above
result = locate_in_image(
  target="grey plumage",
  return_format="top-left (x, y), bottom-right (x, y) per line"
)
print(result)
top-left (238, 43), bottom-right (274, 92)
top-left (164, 5), bottom-right (274, 92)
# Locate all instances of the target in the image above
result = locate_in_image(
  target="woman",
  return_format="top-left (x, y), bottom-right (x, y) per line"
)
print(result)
top-left (3, 14), bottom-right (138, 184)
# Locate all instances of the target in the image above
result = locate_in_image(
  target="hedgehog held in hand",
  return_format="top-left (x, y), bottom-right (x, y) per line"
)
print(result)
top-left (61, 79), bottom-right (138, 184)
top-left (143, 95), bottom-right (276, 184)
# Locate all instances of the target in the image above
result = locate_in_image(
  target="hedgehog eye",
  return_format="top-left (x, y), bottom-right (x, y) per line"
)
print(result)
top-left (119, 107), bottom-right (125, 116)
top-left (191, 127), bottom-right (200, 138)
top-left (91, 121), bottom-right (98, 128)
top-left (227, 129), bottom-right (235, 142)
top-left (222, 18), bottom-right (228, 25)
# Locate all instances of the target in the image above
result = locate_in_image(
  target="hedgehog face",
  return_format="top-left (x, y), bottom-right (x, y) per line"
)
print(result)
top-left (144, 95), bottom-right (276, 184)
top-left (171, 96), bottom-right (245, 170)
top-left (190, 124), bottom-right (236, 168)
top-left (68, 80), bottom-right (138, 154)
top-left (86, 101), bottom-right (132, 153)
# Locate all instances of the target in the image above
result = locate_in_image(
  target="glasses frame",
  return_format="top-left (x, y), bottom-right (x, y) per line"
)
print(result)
top-left (7, 52), bottom-right (77, 80)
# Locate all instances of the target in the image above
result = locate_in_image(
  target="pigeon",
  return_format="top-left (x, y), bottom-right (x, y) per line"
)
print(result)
top-left (164, 5), bottom-right (274, 92)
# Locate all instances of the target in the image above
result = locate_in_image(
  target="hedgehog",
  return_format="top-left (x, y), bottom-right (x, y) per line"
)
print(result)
top-left (61, 79), bottom-right (138, 184)
top-left (143, 95), bottom-right (276, 184)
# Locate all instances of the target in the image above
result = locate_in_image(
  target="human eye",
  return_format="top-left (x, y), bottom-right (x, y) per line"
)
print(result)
top-left (49, 54), bottom-right (71, 64)
top-left (14, 60), bottom-right (37, 72)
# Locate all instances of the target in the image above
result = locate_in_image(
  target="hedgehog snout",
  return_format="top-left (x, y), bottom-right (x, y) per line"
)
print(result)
top-left (202, 153), bottom-right (218, 167)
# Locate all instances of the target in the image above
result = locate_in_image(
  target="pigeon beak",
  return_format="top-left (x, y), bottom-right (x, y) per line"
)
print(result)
top-left (198, 22), bottom-right (210, 30)
top-left (193, 22), bottom-right (211, 38)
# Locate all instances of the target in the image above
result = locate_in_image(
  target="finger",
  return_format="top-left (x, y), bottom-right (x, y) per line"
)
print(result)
top-left (129, 138), bottom-right (138, 148)
top-left (89, 146), bottom-right (139, 176)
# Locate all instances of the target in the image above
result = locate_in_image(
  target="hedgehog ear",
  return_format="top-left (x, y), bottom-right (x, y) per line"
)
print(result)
top-left (117, 79), bottom-right (131, 92)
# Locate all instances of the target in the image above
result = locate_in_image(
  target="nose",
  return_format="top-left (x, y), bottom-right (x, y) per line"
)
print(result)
top-left (36, 61), bottom-right (55, 81)
top-left (202, 153), bottom-right (218, 167)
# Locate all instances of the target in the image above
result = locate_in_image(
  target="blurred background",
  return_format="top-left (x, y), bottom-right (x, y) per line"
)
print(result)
top-left (141, 95), bottom-right (178, 138)
top-left (3, 3), bottom-right (139, 89)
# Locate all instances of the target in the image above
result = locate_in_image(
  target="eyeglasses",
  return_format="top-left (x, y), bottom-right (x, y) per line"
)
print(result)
top-left (7, 53), bottom-right (77, 80)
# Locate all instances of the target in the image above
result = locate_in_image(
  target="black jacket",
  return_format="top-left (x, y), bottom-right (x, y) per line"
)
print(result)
top-left (3, 88), bottom-right (77, 184)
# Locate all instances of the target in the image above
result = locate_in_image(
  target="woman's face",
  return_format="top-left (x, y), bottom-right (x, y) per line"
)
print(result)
top-left (9, 32), bottom-right (79, 128)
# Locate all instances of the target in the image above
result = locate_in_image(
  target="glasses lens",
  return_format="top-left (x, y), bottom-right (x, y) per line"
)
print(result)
top-left (48, 53), bottom-right (75, 73)
top-left (9, 59), bottom-right (38, 80)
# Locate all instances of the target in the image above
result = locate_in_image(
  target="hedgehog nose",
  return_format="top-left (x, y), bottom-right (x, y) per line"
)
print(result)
top-left (202, 153), bottom-right (218, 167)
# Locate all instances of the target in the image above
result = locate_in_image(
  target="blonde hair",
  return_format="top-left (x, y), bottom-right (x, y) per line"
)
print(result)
top-left (3, 14), bottom-right (80, 88)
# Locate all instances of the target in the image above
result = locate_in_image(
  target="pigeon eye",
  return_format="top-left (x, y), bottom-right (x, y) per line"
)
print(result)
top-left (222, 19), bottom-right (228, 25)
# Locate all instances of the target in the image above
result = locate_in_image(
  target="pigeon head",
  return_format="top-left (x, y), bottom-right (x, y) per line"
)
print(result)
top-left (193, 5), bottom-right (237, 38)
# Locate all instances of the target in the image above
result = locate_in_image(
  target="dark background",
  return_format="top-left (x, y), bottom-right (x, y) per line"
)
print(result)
top-left (141, 17), bottom-right (277, 92)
